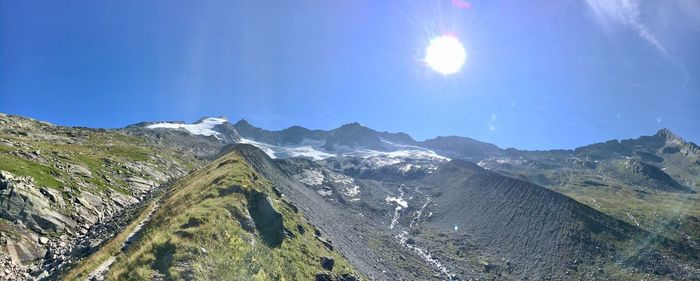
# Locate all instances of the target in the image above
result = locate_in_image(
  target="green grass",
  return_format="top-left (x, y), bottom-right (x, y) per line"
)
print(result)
top-left (555, 184), bottom-right (700, 240)
top-left (105, 152), bottom-right (360, 280)
top-left (0, 154), bottom-right (62, 188)
top-left (1, 127), bottom-right (200, 194)
top-left (107, 145), bottom-right (152, 162)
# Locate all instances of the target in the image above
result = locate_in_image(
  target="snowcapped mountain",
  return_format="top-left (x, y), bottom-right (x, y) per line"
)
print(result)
top-left (129, 117), bottom-right (700, 196)
top-left (131, 117), bottom-right (451, 177)
top-left (231, 121), bottom-right (450, 175)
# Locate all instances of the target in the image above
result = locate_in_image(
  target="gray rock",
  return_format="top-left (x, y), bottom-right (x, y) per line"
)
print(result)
top-left (125, 177), bottom-right (156, 194)
top-left (68, 164), bottom-right (92, 178)
top-left (315, 272), bottom-right (335, 281)
top-left (39, 187), bottom-right (65, 208)
top-left (316, 236), bottom-right (334, 252)
top-left (320, 256), bottom-right (335, 270)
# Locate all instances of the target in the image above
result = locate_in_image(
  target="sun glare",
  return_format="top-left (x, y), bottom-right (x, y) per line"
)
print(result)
top-left (424, 35), bottom-right (466, 75)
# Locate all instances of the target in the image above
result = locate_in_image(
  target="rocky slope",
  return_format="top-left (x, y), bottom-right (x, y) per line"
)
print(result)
top-left (0, 113), bottom-right (201, 280)
top-left (415, 160), bottom-right (698, 279)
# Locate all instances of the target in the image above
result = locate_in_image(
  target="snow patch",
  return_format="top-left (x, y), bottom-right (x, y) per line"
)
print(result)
top-left (146, 117), bottom-right (227, 139)
top-left (239, 138), bottom-right (334, 160)
top-left (385, 196), bottom-right (408, 209)
top-left (339, 147), bottom-right (449, 162)
top-left (238, 138), bottom-right (278, 159)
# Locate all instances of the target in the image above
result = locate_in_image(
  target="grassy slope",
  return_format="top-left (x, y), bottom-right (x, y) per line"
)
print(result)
top-left (0, 153), bottom-right (62, 188)
top-left (105, 151), bottom-right (360, 280)
top-left (554, 184), bottom-right (700, 244)
top-left (0, 127), bottom-right (198, 195)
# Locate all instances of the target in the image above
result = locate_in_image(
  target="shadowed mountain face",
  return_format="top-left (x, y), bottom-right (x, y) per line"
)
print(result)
top-left (234, 120), bottom-right (418, 152)
top-left (233, 119), bottom-right (326, 146)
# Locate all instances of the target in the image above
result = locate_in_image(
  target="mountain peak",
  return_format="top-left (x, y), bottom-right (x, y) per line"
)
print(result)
top-left (656, 128), bottom-right (677, 139)
top-left (655, 128), bottom-right (686, 144)
top-left (338, 122), bottom-right (366, 129)
top-left (235, 119), bottom-right (252, 127)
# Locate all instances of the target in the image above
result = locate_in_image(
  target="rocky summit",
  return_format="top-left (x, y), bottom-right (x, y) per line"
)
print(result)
top-left (0, 113), bottom-right (699, 280)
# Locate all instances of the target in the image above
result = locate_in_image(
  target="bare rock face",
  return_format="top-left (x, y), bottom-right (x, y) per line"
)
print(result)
top-left (126, 177), bottom-right (157, 195)
top-left (0, 168), bottom-right (175, 278)
top-left (0, 171), bottom-right (76, 234)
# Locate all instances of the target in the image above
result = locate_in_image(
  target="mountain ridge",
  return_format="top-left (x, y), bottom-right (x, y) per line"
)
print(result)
top-left (128, 116), bottom-right (697, 162)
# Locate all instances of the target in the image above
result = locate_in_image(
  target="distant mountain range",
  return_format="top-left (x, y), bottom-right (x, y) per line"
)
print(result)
top-left (128, 117), bottom-right (700, 190)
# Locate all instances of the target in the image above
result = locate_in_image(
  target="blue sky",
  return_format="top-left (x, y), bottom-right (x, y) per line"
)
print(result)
top-left (1, 0), bottom-right (698, 150)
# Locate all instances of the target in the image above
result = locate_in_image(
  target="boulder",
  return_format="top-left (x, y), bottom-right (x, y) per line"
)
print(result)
top-left (315, 272), bottom-right (335, 281)
top-left (68, 164), bottom-right (92, 178)
top-left (320, 256), bottom-right (335, 270)
top-left (316, 236), bottom-right (334, 251)
top-left (337, 274), bottom-right (359, 281)
top-left (315, 271), bottom-right (359, 281)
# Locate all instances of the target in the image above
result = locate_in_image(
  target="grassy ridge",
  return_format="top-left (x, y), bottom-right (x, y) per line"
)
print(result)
top-left (105, 151), bottom-right (359, 280)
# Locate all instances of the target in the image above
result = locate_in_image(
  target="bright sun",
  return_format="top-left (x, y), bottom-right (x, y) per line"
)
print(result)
top-left (424, 35), bottom-right (467, 75)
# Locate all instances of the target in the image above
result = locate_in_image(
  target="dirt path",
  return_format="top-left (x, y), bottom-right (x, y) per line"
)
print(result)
top-left (85, 203), bottom-right (159, 281)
